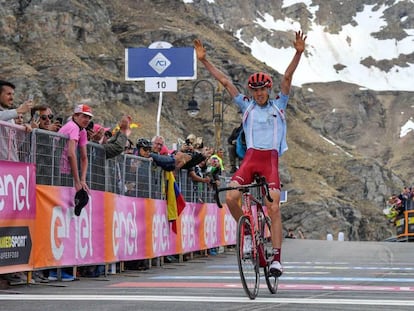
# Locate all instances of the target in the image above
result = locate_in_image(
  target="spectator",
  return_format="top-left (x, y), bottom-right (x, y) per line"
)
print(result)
top-left (28, 104), bottom-right (66, 281)
top-left (151, 135), bottom-right (169, 155)
top-left (206, 156), bottom-right (222, 186)
top-left (86, 121), bottom-right (103, 143)
top-left (31, 105), bottom-right (63, 185)
top-left (149, 135), bottom-right (194, 171)
top-left (398, 187), bottom-right (410, 212)
top-left (58, 103), bottom-right (92, 211)
top-left (14, 113), bottom-right (31, 162)
top-left (85, 121), bottom-right (108, 191)
top-left (285, 228), bottom-right (296, 239)
top-left (409, 188), bottom-right (414, 210)
top-left (120, 138), bottom-right (138, 195)
top-left (0, 80), bottom-right (33, 122)
top-left (210, 147), bottom-right (225, 172)
top-left (187, 159), bottom-right (210, 202)
top-left (102, 115), bottom-right (132, 159)
top-left (14, 113), bottom-right (24, 125)
top-left (0, 80), bottom-right (33, 161)
top-left (127, 138), bottom-right (153, 197)
top-left (46, 103), bottom-right (94, 282)
top-left (178, 138), bottom-right (206, 170)
top-left (297, 229), bottom-right (305, 239)
top-left (30, 104), bottom-right (61, 132)
top-left (227, 123), bottom-right (243, 174)
top-left (383, 195), bottom-right (403, 225)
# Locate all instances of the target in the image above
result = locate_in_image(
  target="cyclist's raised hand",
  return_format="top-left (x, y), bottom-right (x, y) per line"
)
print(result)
top-left (193, 39), bottom-right (206, 61)
top-left (294, 30), bottom-right (307, 53)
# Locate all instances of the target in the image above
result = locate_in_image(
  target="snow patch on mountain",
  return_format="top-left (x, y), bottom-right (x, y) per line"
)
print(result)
top-left (242, 2), bottom-right (414, 91)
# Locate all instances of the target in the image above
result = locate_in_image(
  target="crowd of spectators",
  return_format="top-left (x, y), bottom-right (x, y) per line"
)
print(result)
top-left (383, 186), bottom-right (414, 225)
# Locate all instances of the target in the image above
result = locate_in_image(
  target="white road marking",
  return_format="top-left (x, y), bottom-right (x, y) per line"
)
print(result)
top-left (151, 275), bottom-right (414, 282)
top-left (0, 294), bottom-right (413, 306)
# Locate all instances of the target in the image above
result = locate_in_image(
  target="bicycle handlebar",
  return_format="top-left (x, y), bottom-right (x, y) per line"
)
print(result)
top-left (212, 175), bottom-right (273, 209)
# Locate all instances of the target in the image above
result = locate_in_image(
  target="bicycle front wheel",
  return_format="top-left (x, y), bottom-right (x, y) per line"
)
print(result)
top-left (236, 215), bottom-right (259, 299)
top-left (262, 215), bottom-right (279, 294)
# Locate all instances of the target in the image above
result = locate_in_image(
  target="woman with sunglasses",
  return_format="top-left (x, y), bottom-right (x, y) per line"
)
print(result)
top-left (194, 30), bottom-right (306, 277)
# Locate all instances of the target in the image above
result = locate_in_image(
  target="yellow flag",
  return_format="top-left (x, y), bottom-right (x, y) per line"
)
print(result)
top-left (165, 171), bottom-right (178, 221)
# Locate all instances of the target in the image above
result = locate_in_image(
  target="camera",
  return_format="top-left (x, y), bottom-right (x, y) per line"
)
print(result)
top-left (56, 117), bottom-right (63, 124)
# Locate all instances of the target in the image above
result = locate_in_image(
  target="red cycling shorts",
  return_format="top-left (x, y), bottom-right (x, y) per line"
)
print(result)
top-left (231, 148), bottom-right (280, 190)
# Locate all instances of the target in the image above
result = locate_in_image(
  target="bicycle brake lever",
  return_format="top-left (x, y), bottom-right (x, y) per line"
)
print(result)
top-left (263, 182), bottom-right (273, 203)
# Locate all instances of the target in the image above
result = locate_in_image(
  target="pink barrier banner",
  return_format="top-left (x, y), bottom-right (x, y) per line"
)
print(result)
top-left (0, 161), bottom-right (36, 220)
top-left (0, 161), bottom-right (36, 273)
top-left (104, 193), bottom-right (147, 262)
top-left (9, 183), bottom-right (238, 271)
top-left (34, 185), bottom-right (105, 268)
top-left (179, 202), bottom-right (237, 253)
top-left (147, 199), bottom-right (179, 258)
top-left (179, 202), bottom-right (203, 253)
top-left (220, 204), bottom-right (237, 246)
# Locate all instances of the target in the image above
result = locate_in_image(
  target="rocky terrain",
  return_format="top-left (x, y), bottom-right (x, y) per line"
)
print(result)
top-left (1, 0), bottom-right (413, 240)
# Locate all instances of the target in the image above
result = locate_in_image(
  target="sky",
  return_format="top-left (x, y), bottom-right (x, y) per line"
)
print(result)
top-left (183, 0), bottom-right (414, 137)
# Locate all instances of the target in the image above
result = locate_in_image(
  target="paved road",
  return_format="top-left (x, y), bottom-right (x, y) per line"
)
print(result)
top-left (1, 240), bottom-right (413, 311)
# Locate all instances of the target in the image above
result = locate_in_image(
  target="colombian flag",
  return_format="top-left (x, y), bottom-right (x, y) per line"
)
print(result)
top-left (165, 171), bottom-right (186, 234)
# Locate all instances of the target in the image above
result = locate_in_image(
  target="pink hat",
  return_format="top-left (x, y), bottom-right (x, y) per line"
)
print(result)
top-left (93, 123), bottom-right (110, 132)
top-left (93, 124), bottom-right (102, 132)
top-left (74, 104), bottom-right (93, 117)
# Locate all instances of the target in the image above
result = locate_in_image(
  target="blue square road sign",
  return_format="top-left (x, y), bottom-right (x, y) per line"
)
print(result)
top-left (125, 47), bottom-right (196, 81)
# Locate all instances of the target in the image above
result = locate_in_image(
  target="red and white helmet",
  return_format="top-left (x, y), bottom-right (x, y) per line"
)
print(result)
top-left (247, 72), bottom-right (273, 89)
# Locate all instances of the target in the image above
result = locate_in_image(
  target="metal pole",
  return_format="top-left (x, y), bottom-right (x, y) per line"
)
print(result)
top-left (156, 91), bottom-right (163, 136)
top-left (214, 83), bottom-right (223, 150)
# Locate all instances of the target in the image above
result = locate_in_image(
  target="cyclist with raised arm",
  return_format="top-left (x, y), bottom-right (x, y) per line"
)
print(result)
top-left (194, 30), bottom-right (306, 277)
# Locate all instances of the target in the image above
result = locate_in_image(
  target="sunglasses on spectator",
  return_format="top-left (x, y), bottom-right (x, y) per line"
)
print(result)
top-left (40, 114), bottom-right (54, 120)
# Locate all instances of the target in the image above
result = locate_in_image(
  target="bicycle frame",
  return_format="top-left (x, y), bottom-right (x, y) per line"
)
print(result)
top-left (213, 175), bottom-right (278, 299)
top-left (240, 188), bottom-right (269, 267)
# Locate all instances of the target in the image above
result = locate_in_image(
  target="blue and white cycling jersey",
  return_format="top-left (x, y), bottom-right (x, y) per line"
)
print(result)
top-left (234, 92), bottom-right (289, 156)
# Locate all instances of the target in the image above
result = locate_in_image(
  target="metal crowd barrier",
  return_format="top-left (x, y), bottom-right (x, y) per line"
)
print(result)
top-left (0, 121), bottom-right (220, 203)
top-left (0, 121), bottom-right (31, 163)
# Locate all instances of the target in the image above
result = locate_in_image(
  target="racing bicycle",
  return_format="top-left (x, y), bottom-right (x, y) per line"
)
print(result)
top-left (213, 174), bottom-right (279, 299)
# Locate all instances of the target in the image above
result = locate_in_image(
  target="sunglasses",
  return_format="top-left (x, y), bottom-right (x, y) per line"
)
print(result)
top-left (40, 114), bottom-right (54, 120)
top-left (143, 147), bottom-right (151, 152)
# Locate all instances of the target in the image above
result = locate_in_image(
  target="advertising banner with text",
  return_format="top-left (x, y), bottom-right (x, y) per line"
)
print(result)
top-left (0, 161), bottom-right (36, 274)
top-left (5, 182), bottom-right (236, 270)
top-left (33, 185), bottom-right (105, 268)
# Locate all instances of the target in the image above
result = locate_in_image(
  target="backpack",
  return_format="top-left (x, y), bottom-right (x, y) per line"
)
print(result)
top-left (236, 128), bottom-right (246, 159)
top-left (228, 124), bottom-right (243, 144)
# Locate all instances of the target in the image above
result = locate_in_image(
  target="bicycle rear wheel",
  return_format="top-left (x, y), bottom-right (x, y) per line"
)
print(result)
top-left (236, 215), bottom-right (259, 299)
top-left (262, 215), bottom-right (279, 294)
